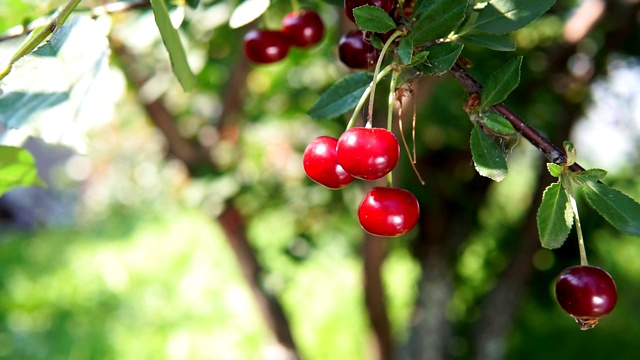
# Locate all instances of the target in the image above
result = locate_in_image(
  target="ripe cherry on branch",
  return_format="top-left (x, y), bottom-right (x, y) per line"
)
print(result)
top-left (554, 265), bottom-right (618, 330)
top-left (303, 136), bottom-right (355, 189)
top-left (338, 30), bottom-right (380, 70)
top-left (336, 127), bottom-right (399, 180)
top-left (243, 29), bottom-right (290, 64)
top-left (358, 187), bottom-right (420, 237)
top-left (282, 9), bottom-right (325, 48)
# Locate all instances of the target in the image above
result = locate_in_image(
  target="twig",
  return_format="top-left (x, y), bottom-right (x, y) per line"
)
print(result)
top-left (448, 62), bottom-right (586, 173)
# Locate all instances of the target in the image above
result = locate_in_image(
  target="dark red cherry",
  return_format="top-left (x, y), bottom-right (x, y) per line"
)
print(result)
top-left (336, 127), bottom-right (399, 180)
top-left (555, 265), bottom-right (618, 330)
top-left (338, 30), bottom-right (380, 70)
top-left (243, 29), bottom-right (290, 64)
top-left (303, 136), bottom-right (355, 189)
top-left (345, 0), bottom-right (396, 23)
top-left (282, 9), bottom-right (325, 48)
top-left (358, 187), bottom-right (420, 237)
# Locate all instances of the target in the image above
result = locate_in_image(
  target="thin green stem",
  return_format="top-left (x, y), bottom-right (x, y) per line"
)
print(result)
top-left (290, 0), bottom-right (300, 13)
top-left (346, 65), bottom-right (394, 130)
top-left (366, 29), bottom-right (403, 126)
top-left (0, 0), bottom-right (83, 80)
top-left (562, 173), bottom-right (589, 266)
top-left (387, 67), bottom-right (399, 131)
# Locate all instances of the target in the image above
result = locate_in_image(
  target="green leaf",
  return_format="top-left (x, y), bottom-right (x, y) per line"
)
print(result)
top-left (308, 72), bottom-right (374, 120)
top-left (459, 33), bottom-right (516, 51)
top-left (353, 5), bottom-right (397, 33)
top-left (481, 56), bottom-right (522, 108)
top-left (573, 168), bottom-right (607, 183)
top-left (186, 0), bottom-right (200, 8)
top-left (150, 0), bottom-right (197, 91)
top-left (537, 182), bottom-right (573, 249)
top-left (228, 0), bottom-right (270, 28)
top-left (0, 146), bottom-right (46, 196)
top-left (407, 0), bottom-right (468, 44)
top-left (319, 0), bottom-right (343, 7)
top-left (482, 112), bottom-right (516, 135)
top-left (468, 0), bottom-right (556, 34)
top-left (397, 37), bottom-right (414, 65)
top-left (583, 181), bottom-right (640, 236)
top-left (470, 124), bottom-right (508, 181)
top-left (413, 42), bottom-right (463, 76)
top-left (547, 163), bottom-right (563, 177)
top-left (0, 17), bottom-right (108, 129)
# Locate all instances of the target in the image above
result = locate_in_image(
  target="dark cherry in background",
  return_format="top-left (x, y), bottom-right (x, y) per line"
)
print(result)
top-left (282, 10), bottom-right (325, 48)
top-left (243, 29), bottom-right (290, 64)
top-left (338, 30), bottom-right (380, 70)
top-left (344, 0), bottom-right (396, 23)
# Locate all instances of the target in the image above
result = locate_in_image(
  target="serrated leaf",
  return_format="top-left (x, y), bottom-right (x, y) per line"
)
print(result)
top-left (572, 168), bottom-right (607, 183)
top-left (407, 0), bottom-right (467, 44)
top-left (228, 0), bottom-right (270, 28)
top-left (354, 6), bottom-right (397, 33)
top-left (537, 182), bottom-right (573, 249)
top-left (0, 17), bottom-right (108, 129)
top-left (482, 112), bottom-right (516, 135)
top-left (0, 146), bottom-right (46, 196)
top-left (547, 163), bottom-right (563, 177)
top-left (469, 0), bottom-right (556, 34)
top-left (470, 124), bottom-right (508, 181)
top-left (397, 37), bottom-right (413, 64)
top-left (583, 181), bottom-right (640, 235)
top-left (459, 33), bottom-right (516, 51)
top-left (413, 42), bottom-right (463, 76)
top-left (308, 72), bottom-right (374, 120)
top-left (481, 56), bottom-right (522, 108)
top-left (150, 0), bottom-right (197, 91)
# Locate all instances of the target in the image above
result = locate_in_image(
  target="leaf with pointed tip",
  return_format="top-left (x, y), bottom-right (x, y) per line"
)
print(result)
top-left (397, 37), bottom-right (414, 65)
top-left (547, 163), bottom-right (563, 177)
top-left (537, 181), bottom-right (573, 249)
top-left (413, 42), bottom-right (463, 76)
top-left (583, 181), bottom-right (640, 236)
top-left (468, 0), bottom-right (556, 34)
top-left (482, 112), bottom-right (516, 135)
top-left (228, 0), bottom-right (270, 28)
top-left (481, 56), bottom-right (522, 108)
top-left (354, 5), bottom-right (397, 33)
top-left (470, 124), bottom-right (508, 181)
top-left (572, 168), bottom-right (607, 184)
top-left (308, 72), bottom-right (374, 120)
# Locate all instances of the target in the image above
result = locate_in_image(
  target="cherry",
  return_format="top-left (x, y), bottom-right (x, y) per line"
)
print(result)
top-left (344, 0), bottom-right (396, 23)
top-left (338, 30), bottom-right (380, 70)
top-left (303, 136), bottom-right (355, 189)
top-left (336, 127), bottom-right (399, 180)
top-left (243, 29), bottom-right (290, 64)
top-left (554, 265), bottom-right (618, 330)
top-left (358, 187), bottom-right (420, 237)
top-left (282, 10), bottom-right (325, 48)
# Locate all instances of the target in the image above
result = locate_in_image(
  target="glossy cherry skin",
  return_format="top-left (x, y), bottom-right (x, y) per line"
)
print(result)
top-left (303, 136), bottom-right (355, 189)
top-left (345, 0), bottom-right (396, 23)
top-left (555, 265), bottom-right (618, 330)
top-left (243, 29), bottom-right (290, 64)
top-left (358, 187), bottom-right (420, 237)
top-left (282, 10), bottom-right (325, 48)
top-left (338, 30), bottom-right (380, 70)
top-left (336, 127), bottom-right (399, 180)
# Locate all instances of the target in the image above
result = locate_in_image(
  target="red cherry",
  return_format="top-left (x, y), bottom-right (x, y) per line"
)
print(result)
top-left (336, 127), bottom-right (399, 180)
top-left (555, 265), bottom-right (618, 330)
top-left (358, 187), bottom-right (420, 237)
top-left (282, 10), bottom-right (325, 48)
top-left (243, 29), bottom-right (290, 64)
top-left (338, 30), bottom-right (380, 70)
top-left (344, 0), bottom-right (396, 23)
top-left (303, 136), bottom-right (355, 189)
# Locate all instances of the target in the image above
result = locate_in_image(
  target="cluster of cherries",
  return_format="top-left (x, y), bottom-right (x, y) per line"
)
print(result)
top-left (243, 9), bottom-right (325, 64)
top-left (303, 127), bottom-right (420, 237)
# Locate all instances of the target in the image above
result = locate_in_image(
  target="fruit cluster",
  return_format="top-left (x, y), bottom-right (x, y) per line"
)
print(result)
top-left (243, 9), bottom-right (325, 64)
top-left (303, 127), bottom-right (419, 237)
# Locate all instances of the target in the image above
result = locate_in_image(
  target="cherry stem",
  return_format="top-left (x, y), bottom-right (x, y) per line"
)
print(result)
top-left (562, 173), bottom-right (589, 266)
top-left (346, 65), bottom-right (393, 130)
top-left (290, 0), bottom-right (300, 14)
top-left (366, 29), bottom-right (404, 127)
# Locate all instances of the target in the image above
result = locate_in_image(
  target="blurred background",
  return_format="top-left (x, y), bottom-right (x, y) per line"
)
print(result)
top-left (1, 0), bottom-right (640, 359)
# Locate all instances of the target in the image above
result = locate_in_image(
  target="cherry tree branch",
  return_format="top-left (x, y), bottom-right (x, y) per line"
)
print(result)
top-left (448, 62), bottom-right (586, 173)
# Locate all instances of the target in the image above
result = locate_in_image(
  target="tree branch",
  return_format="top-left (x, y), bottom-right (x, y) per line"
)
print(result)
top-left (447, 63), bottom-right (585, 173)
